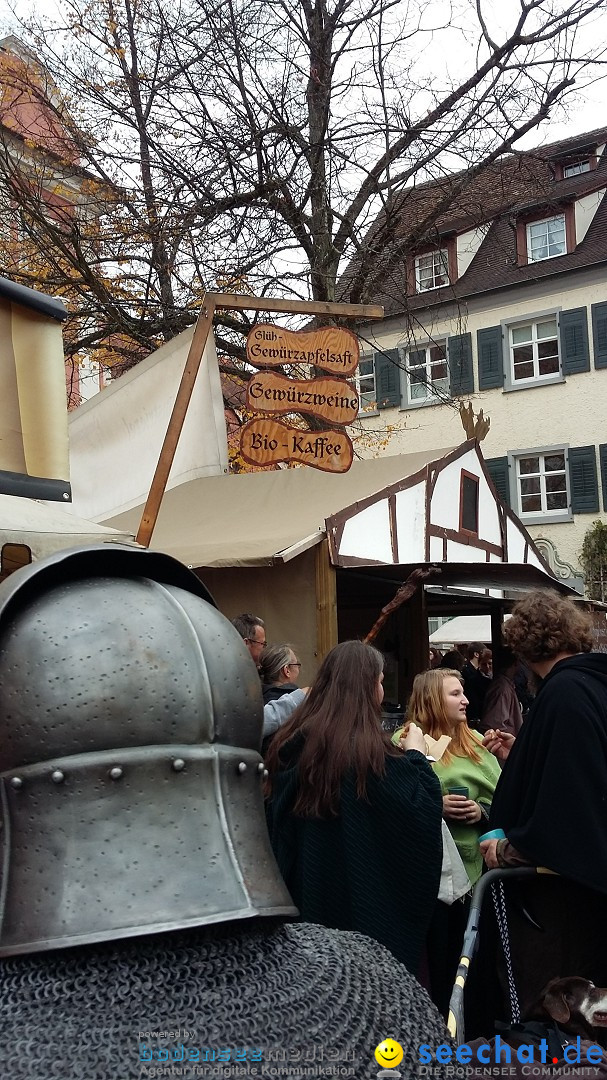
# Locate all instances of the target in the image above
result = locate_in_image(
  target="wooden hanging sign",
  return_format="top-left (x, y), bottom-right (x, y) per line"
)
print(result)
top-left (240, 418), bottom-right (353, 473)
top-left (246, 370), bottom-right (359, 425)
top-left (246, 324), bottom-right (359, 376)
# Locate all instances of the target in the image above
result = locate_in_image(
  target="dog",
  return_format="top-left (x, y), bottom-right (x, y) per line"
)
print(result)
top-left (467, 978), bottom-right (607, 1078)
top-left (526, 976), bottom-right (607, 1046)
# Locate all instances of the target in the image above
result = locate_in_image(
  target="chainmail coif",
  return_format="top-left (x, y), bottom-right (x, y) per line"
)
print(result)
top-left (0, 919), bottom-right (453, 1079)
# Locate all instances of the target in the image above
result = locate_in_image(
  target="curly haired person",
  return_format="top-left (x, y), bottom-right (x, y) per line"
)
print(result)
top-left (475, 589), bottom-right (607, 1025)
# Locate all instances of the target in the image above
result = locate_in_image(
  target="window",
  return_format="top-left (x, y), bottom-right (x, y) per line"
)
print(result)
top-left (526, 214), bottom-right (566, 262)
top-left (357, 356), bottom-right (376, 410)
top-left (460, 472), bottom-right (479, 534)
top-left (563, 160), bottom-right (590, 177)
top-left (516, 450), bottom-right (568, 517)
top-left (508, 445), bottom-right (600, 523)
top-left (510, 317), bottom-right (559, 383)
top-left (406, 341), bottom-right (448, 404)
top-left (414, 249), bottom-right (449, 292)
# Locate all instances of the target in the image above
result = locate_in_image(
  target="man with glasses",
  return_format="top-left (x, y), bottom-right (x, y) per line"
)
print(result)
top-left (231, 613), bottom-right (267, 669)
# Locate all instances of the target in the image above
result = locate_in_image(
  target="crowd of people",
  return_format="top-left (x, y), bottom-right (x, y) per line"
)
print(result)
top-left (239, 590), bottom-right (607, 1029)
top-left (2, 563), bottom-right (605, 1079)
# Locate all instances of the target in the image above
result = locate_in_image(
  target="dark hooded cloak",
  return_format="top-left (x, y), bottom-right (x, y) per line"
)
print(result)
top-left (490, 653), bottom-right (607, 893)
top-left (266, 742), bottom-right (443, 975)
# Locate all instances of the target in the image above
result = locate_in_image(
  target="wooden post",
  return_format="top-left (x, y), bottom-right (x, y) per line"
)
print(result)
top-left (135, 299), bottom-right (217, 547)
top-left (397, 585), bottom-right (429, 704)
top-left (491, 605), bottom-right (506, 652)
top-left (315, 539), bottom-right (338, 660)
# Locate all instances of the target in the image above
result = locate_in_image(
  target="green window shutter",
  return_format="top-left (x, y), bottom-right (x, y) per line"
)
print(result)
top-left (448, 332), bottom-right (474, 395)
top-left (599, 443), bottom-right (607, 511)
top-left (485, 456), bottom-right (510, 506)
top-left (477, 326), bottom-right (504, 390)
top-left (560, 307), bottom-right (590, 375)
top-left (374, 348), bottom-right (401, 409)
top-left (569, 445), bottom-right (599, 514)
top-left (591, 302), bottom-right (607, 369)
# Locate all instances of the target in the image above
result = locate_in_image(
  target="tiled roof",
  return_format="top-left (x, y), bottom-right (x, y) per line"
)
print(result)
top-left (340, 126), bottom-right (607, 317)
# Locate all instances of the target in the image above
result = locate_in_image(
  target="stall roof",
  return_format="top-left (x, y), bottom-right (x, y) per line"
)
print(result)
top-left (104, 447), bottom-right (454, 567)
top-left (0, 494), bottom-right (133, 561)
top-left (341, 561), bottom-right (574, 595)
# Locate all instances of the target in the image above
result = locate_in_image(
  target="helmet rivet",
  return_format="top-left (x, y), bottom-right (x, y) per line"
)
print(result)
top-left (10, 776), bottom-right (23, 790)
top-left (237, 762), bottom-right (247, 774)
top-left (172, 758), bottom-right (186, 772)
top-left (263, 769), bottom-right (269, 780)
top-left (109, 767), bottom-right (123, 781)
top-left (257, 762), bottom-right (265, 773)
top-left (51, 770), bottom-right (65, 784)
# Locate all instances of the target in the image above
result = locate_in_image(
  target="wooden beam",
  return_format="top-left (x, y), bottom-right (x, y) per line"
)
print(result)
top-left (398, 584), bottom-right (429, 704)
top-left (208, 292), bottom-right (383, 320)
top-left (135, 298), bottom-right (217, 548)
top-left (491, 606), bottom-right (505, 651)
top-left (315, 539), bottom-right (338, 659)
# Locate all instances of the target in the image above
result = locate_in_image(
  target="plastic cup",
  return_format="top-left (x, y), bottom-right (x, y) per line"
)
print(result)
top-left (478, 828), bottom-right (506, 844)
top-left (447, 786), bottom-right (469, 797)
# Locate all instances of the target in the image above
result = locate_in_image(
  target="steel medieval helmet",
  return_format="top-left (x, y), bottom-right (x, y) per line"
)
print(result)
top-left (0, 545), bottom-right (296, 957)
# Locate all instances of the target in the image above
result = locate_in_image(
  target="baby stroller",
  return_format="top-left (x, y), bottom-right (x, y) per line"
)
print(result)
top-left (447, 866), bottom-right (557, 1041)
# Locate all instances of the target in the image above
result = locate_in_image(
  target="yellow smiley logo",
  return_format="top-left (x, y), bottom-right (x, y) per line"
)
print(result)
top-left (374, 1039), bottom-right (404, 1068)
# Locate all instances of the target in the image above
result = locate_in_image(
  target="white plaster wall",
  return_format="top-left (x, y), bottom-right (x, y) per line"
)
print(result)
top-left (394, 483), bottom-right (426, 562)
top-left (337, 499), bottom-right (393, 563)
top-left (575, 190), bottom-right (604, 243)
top-left (526, 547), bottom-right (544, 570)
top-left (447, 540), bottom-right (484, 562)
top-left (429, 458), bottom-right (463, 530)
top-left (506, 520), bottom-right (527, 563)
top-left (429, 446), bottom-right (502, 547)
top-left (352, 266), bottom-right (607, 573)
top-left (478, 474), bottom-right (502, 546)
top-left (429, 534), bottom-right (443, 560)
top-left (457, 225), bottom-right (491, 278)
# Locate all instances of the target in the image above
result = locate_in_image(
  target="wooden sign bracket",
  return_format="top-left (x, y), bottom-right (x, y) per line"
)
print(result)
top-left (135, 293), bottom-right (383, 548)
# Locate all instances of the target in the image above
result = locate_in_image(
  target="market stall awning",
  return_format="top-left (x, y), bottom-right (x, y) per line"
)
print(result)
top-left (103, 446), bottom-right (454, 567)
top-left (0, 494), bottom-right (133, 563)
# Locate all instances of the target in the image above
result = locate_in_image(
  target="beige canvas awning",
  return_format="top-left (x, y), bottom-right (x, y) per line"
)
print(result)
top-left (0, 494), bottom-right (133, 561)
top-left (104, 447), bottom-right (455, 567)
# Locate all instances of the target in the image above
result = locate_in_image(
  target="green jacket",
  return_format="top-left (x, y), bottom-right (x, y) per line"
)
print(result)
top-left (392, 728), bottom-right (500, 885)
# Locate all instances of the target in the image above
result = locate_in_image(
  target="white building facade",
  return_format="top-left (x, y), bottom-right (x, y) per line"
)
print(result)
top-left (350, 127), bottom-right (607, 586)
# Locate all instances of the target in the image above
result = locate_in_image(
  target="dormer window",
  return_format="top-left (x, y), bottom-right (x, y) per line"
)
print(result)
top-left (527, 214), bottom-right (566, 262)
top-left (563, 160), bottom-right (590, 178)
top-left (554, 152), bottom-right (598, 181)
top-left (517, 206), bottom-right (575, 266)
top-left (415, 248), bottom-right (449, 292)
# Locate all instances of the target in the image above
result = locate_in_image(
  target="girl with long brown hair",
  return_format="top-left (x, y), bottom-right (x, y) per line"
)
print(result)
top-left (265, 640), bottom-right (443, 977)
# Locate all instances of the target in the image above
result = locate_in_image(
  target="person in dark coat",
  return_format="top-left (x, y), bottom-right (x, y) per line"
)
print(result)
top-left (265, 640), bottom-right (444, 978)
top-left (479, 646), bottom-right (523, 737)
top-left (461, 642), bottom-right (490, 728)
top-left (475, 589), bottom-right (607, 1027)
